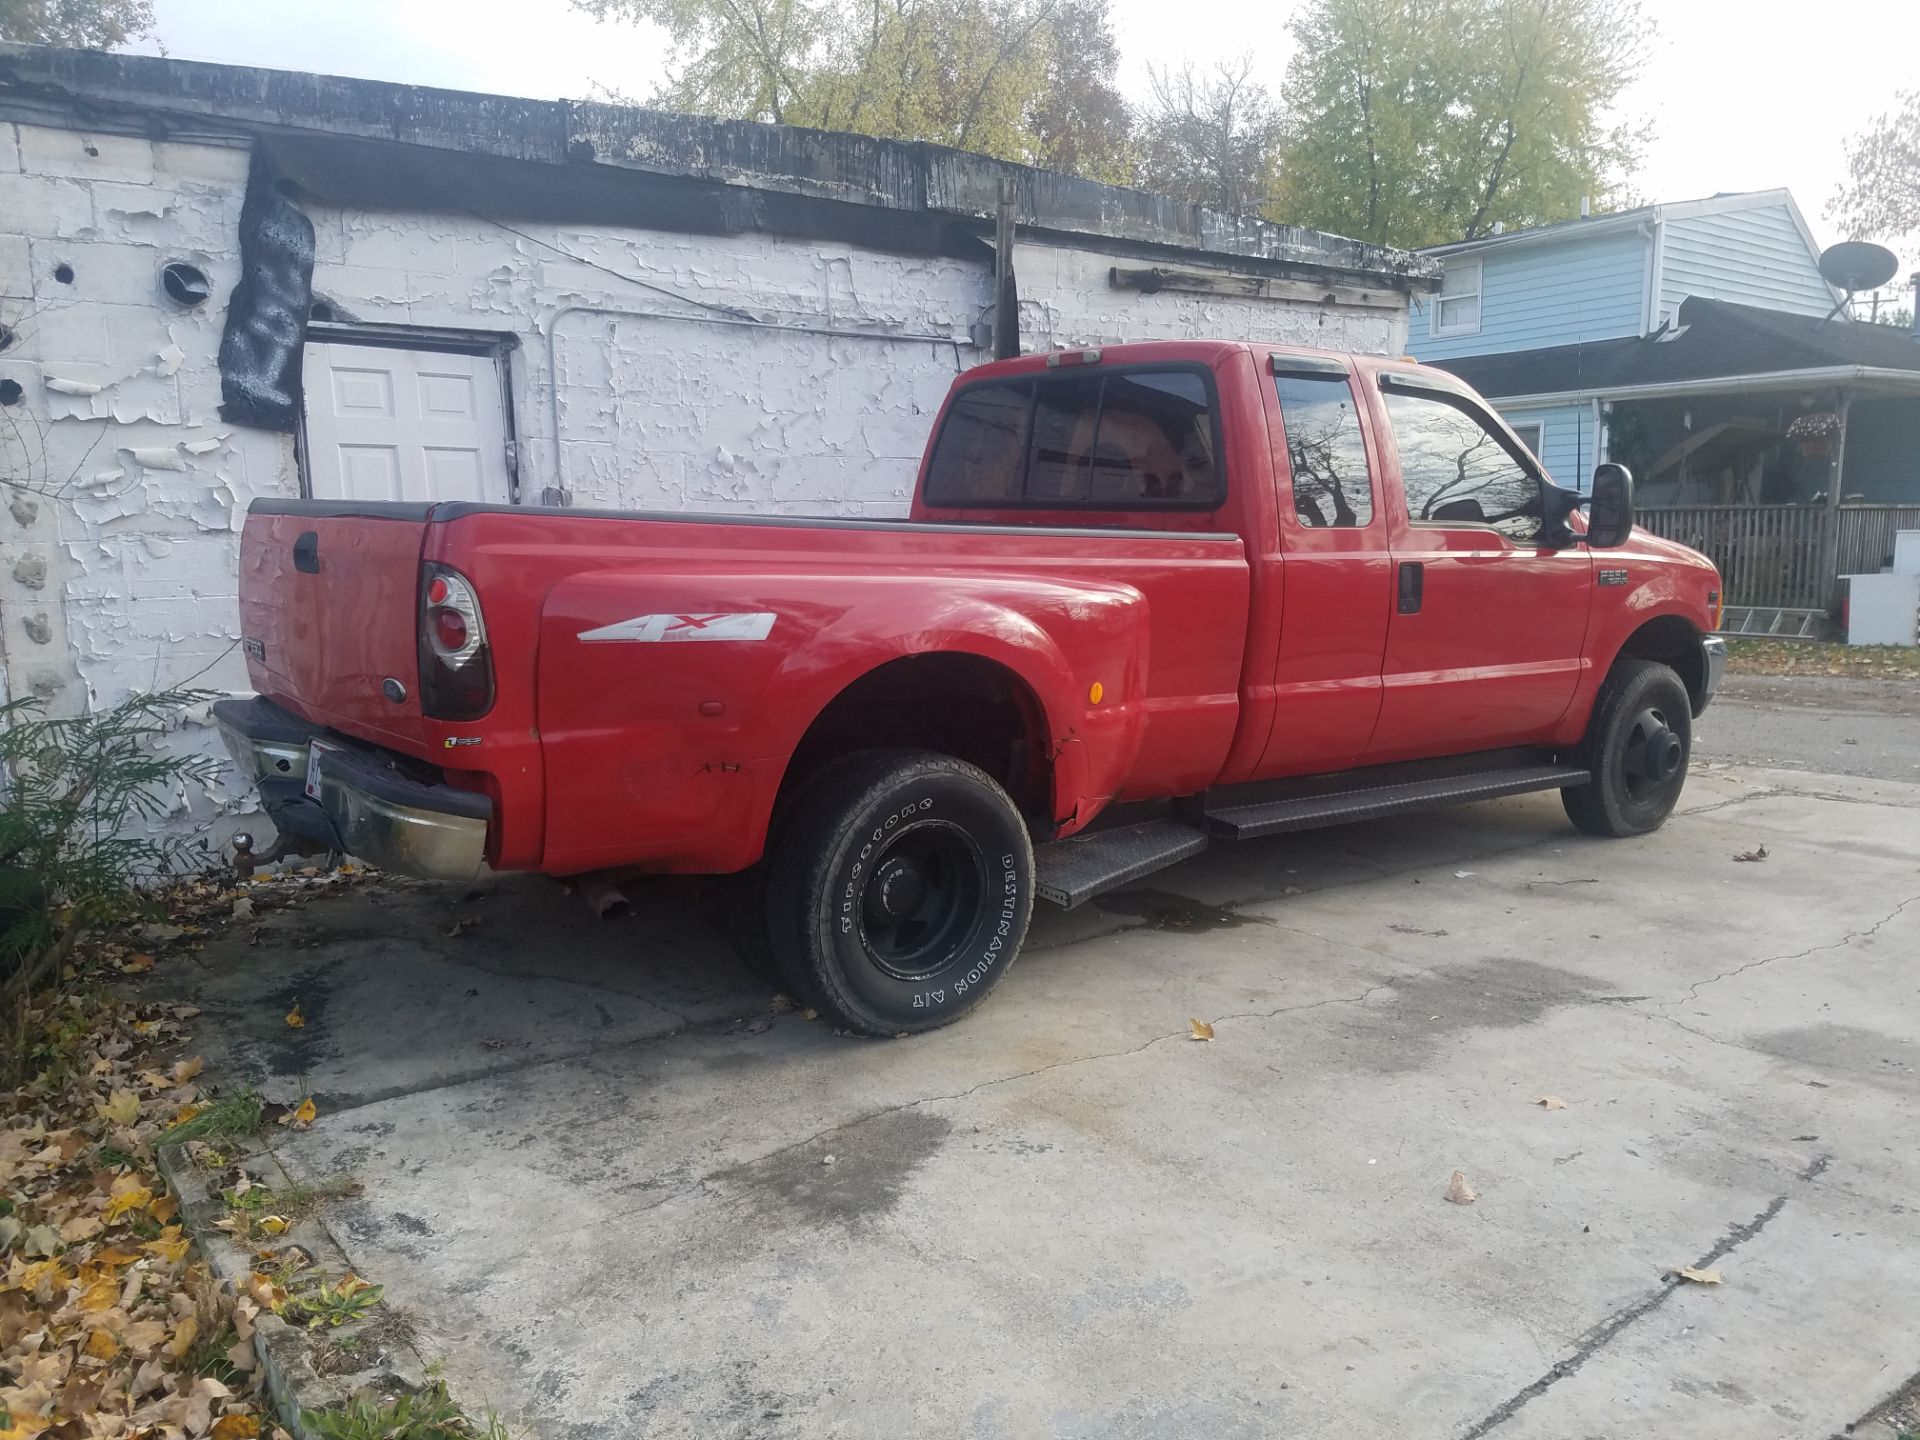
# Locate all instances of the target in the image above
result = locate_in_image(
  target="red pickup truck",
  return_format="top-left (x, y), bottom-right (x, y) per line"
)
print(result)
top-left (216, 340), bottom-right (1724, 1035)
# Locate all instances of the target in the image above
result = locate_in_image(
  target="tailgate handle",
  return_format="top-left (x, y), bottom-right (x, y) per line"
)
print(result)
top-left (293, 531), bottom-right (321, 574)
top-left (1397, 561), bottom-right (1424, 615)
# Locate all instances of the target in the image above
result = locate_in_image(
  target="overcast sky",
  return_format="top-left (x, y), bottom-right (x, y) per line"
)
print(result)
top-left (132, 0), bottom-right (1920, 262)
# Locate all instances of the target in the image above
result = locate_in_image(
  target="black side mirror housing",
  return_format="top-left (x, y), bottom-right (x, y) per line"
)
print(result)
top-left (1539, 480), bottom-right (1584, 547)
top-left (1586, 463), bottom-right (1635, 548)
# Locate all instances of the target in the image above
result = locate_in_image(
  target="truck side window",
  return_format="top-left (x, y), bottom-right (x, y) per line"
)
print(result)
top-left (1274, 374), bottom-right (1372, 528)
top-left (923, 369), bottom-right (1223, 510)
top-left (1384, 390), bottom-right (1543, 543)
top-left (923, 382), bottom-right (1033, 505)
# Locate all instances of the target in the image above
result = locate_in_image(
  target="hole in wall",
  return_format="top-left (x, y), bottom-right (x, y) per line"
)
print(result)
top-left (83, 143), bottom-right (99, 158)
top-left (162, 262), bottom-right (211, 307)
top-left (0, 379), bottom-right (23, 406)
top-left (309, 301), bottom-right (334, 322)
top-left (52, 263), bottom-right (75, 285)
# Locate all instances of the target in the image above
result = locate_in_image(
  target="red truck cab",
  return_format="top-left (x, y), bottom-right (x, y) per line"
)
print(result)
top-left (217, 340), bottom-right (1724, 1036)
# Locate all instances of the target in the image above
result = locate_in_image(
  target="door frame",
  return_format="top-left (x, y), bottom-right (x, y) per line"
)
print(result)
top-left (296, 322), bottom-right (522, 504)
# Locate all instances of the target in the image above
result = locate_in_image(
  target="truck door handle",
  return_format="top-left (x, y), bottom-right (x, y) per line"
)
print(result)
top-left (1397, 561), bottom-right (1424, 614)
top-left (293, 531), bottom-right (321, 574)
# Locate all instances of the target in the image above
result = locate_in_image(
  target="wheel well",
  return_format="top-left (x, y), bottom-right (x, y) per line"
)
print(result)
top-left (1615, 615), bottom-right (1705, 710)
top-left (777, 654), bottom-right (1051, 822)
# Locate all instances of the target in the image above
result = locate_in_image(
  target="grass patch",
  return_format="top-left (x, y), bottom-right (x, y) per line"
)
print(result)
top-left (304, 1379), bottom-right (511, 1439)
top-left (160, 1088), bottom-right (264, 1143)
top-left (1726, 638), bottom-right (1920, 679)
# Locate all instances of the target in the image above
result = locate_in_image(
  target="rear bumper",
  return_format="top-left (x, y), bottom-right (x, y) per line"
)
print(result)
top-left (1696, 635), bottom-right (1727, 716)
top-left (212, 697), bottom-right (491, 881)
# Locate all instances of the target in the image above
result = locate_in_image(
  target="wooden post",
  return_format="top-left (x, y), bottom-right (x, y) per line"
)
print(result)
top-left (1818, 388), bottom-right (1852, 612)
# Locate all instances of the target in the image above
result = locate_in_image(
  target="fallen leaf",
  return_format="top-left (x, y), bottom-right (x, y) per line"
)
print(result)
top-left (291, 1098), bottom-right (316, 1127)
top-left (164, 1314), bottom-right (199, 1361)
top-left (1188, 1018), bottom-right (1214, 1041)
top-left (283, 1004), bottom-right (304, 1029)
top-left (1534, 1095), bottom-right (1568, 1111)
top-left (1673, 1265), bottom-right (1722, 1285)
top-left (257, 1216), bottom-right (289, 1236)
top-left (231, 897), bottom-right (254, 921)
top-left (83, 1328), bottom-right (120, 1362)
top-left (103, 1186), bottom-right (153, 1223)
top-left (120, 952), bottom-right (156, 974)
top-left (171, 1056), bottom-right (204, 1085)
top-left (1732, 846), bottom-right (1769, 863)
top-left (21, 1224), bottom-right (61, 1257)
top-left (58, 1216), bottom-right (103, 1244)
top-left (211, 1417), bottom-right (261, 1440)
top-left (1444, 1170), bottom-right (1478, 1205)
top-left (96, 1089), bottom-right (141, 1128)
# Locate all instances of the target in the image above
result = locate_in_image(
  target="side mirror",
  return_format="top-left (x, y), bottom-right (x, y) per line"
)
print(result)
top-left (1586, 463), bottom-right (1635, 548)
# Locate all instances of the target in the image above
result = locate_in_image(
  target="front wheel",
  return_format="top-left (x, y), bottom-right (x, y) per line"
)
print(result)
top-left (1562, 657), bottom-right (1693, 838)
top-left (765, 750), bottom-right (1035, 1036)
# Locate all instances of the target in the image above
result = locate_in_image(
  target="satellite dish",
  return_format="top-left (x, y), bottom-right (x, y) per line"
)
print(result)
top-left (1818, 240), bottom-right (1899, 295)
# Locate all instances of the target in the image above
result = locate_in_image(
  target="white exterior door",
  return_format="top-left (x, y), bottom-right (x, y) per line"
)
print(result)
top-left (302, 342), bottom-right (512, 504)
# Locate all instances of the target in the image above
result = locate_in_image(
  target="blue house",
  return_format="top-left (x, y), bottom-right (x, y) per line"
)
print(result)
top-left (1408, 190), bottom-right (1920, 613)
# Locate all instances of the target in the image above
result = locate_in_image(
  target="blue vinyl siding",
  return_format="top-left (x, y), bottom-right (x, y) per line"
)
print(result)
top-left (1496, 402), bottom-right (1596, 490)
top-left (1660, 205), bottom-right (1834, 319)
top-left (1410, 228), bottom-right (1648, 363)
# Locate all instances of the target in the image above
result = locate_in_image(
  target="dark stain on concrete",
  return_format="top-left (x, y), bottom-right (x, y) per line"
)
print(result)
top-left (712, 1109), bottom-right (951, 1230)
top-left (1093, 889), bottom-right (1274, 932)
top-left (1332, 957), bottom-right (1613, 1074)
top-left (1750, 1024), bottom-right (1918, 1091)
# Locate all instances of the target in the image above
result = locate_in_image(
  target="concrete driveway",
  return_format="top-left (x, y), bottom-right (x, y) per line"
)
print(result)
top-left (177, 762), bottom-right (1920, 1440)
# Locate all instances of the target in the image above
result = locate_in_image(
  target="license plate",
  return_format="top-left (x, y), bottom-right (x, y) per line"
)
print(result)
top-left (304, 739), bottom-right (339, 800)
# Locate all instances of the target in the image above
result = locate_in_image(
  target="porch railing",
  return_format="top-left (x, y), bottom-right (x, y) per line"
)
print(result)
top-left (1636, 505), bottom-right (1920, 610)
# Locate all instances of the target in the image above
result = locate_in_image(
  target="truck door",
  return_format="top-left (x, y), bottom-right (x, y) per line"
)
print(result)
top-left (1253, 357), bottom-right (1395, 778)
top-left (1365, 371), bottom-right (1592, 762)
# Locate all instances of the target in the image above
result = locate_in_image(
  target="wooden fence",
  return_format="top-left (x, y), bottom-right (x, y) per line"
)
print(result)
top-left (1636, 505), bottom-right (1920, 610)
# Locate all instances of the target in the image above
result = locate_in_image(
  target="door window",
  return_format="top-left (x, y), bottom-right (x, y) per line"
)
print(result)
top-left (1275, 374), bottom-right (1373, 528)
top-left (1384, 389), bottom-right (1543, 543)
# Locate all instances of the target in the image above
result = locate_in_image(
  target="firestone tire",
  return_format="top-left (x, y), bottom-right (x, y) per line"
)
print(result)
top-left (765, 750), bottom-right (1034, 1037)
top-left (1562, 657), bottom-right (1693, 838)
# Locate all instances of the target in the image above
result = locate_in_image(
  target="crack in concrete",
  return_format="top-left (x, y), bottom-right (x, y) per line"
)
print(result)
top-left (1458, 1153), bottom-right (1831, 1440)
top-left (1666, 893), bottom-right (1920, 1012)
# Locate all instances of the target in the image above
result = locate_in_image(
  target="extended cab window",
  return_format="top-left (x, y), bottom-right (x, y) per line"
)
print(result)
top-left (1384, 388), bottom-right (1543, 543)
top-left (1275, 374), bottom-right (1373, 528)
top-left (924, 369), bottom-right (1223, 509)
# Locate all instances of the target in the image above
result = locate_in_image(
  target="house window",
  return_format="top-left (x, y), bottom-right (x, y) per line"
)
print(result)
top-left (1432, 260), bottom-right (1482, 338)
top-left (1509, 422), bottom-right (1544, 459)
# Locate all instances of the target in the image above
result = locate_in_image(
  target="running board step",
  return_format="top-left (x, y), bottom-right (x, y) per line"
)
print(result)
top-left (1202, 765), bottom-right (1590, 840)
top-left (1035, 819), bottom-right (1210, 910)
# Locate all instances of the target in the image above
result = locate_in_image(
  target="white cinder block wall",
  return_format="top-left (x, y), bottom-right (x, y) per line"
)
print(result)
top-left (0, 117), bottom-right (1409, 843)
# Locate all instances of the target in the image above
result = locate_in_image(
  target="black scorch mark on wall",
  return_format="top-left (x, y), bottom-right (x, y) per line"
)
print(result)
top-left (218, 154), bottom-right (316, 431)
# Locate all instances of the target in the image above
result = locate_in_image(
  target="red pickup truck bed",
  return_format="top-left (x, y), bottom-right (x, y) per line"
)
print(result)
top-left (217, 340), bottom-right (1723, 1036)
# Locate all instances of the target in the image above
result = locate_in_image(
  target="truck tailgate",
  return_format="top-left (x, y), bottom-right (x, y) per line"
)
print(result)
top-left (237, 503), bottom-right (431, 751)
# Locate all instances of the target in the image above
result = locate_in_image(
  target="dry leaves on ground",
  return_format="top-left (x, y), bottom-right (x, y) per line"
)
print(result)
top-left (1188, 1019), bottom-right (1214, 1042)
top-left (1534, 1095), bottom-right (1568, 1111)
top-left (1444, 1170), bottom-right (1478, 1205)
top-left (1671, 1266), bottom-right (1723, 1285)
top-left (1733, 846), bottom-right (1770, 863)
top-left (1, 998), bottom-right (278, 1440)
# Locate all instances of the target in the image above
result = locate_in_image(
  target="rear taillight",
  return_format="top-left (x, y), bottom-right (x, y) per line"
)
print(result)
top-left (418, 563), bottom-right (494, 720)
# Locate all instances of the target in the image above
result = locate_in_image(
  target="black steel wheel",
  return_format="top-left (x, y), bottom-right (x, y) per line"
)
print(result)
top-left (765, 750), bottom-right (1034, 1036)
top-left (1563, 657), bottom-right (1694, 838)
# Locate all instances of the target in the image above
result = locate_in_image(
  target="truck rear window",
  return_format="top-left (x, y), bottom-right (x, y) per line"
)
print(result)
top-left (925, 368), bottom-right (1224, 510)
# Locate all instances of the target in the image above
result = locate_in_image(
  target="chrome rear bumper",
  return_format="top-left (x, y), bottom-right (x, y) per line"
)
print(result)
top-left (212, 697), bottom-right (490, 882)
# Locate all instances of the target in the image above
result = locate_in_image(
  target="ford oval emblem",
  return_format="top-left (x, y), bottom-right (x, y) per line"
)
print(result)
top-left (381, 677), bottom-right (408, 704)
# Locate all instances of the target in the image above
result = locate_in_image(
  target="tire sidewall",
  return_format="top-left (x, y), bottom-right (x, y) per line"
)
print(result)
top-left (809, 766), bottom-right (1032, 1030)
top-left (1594, 667), bottom-right (1692, 831)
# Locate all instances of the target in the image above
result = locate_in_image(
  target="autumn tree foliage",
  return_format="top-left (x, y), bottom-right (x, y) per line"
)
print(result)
top-left (1275, 0), bottom-right (1652, 247)
top-left (1830, 89), bottom-right (1920, 262)
top-left (0, 0), bottom-right (153, 46)
top-left (577, 0), bottom-right (1134, 178)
